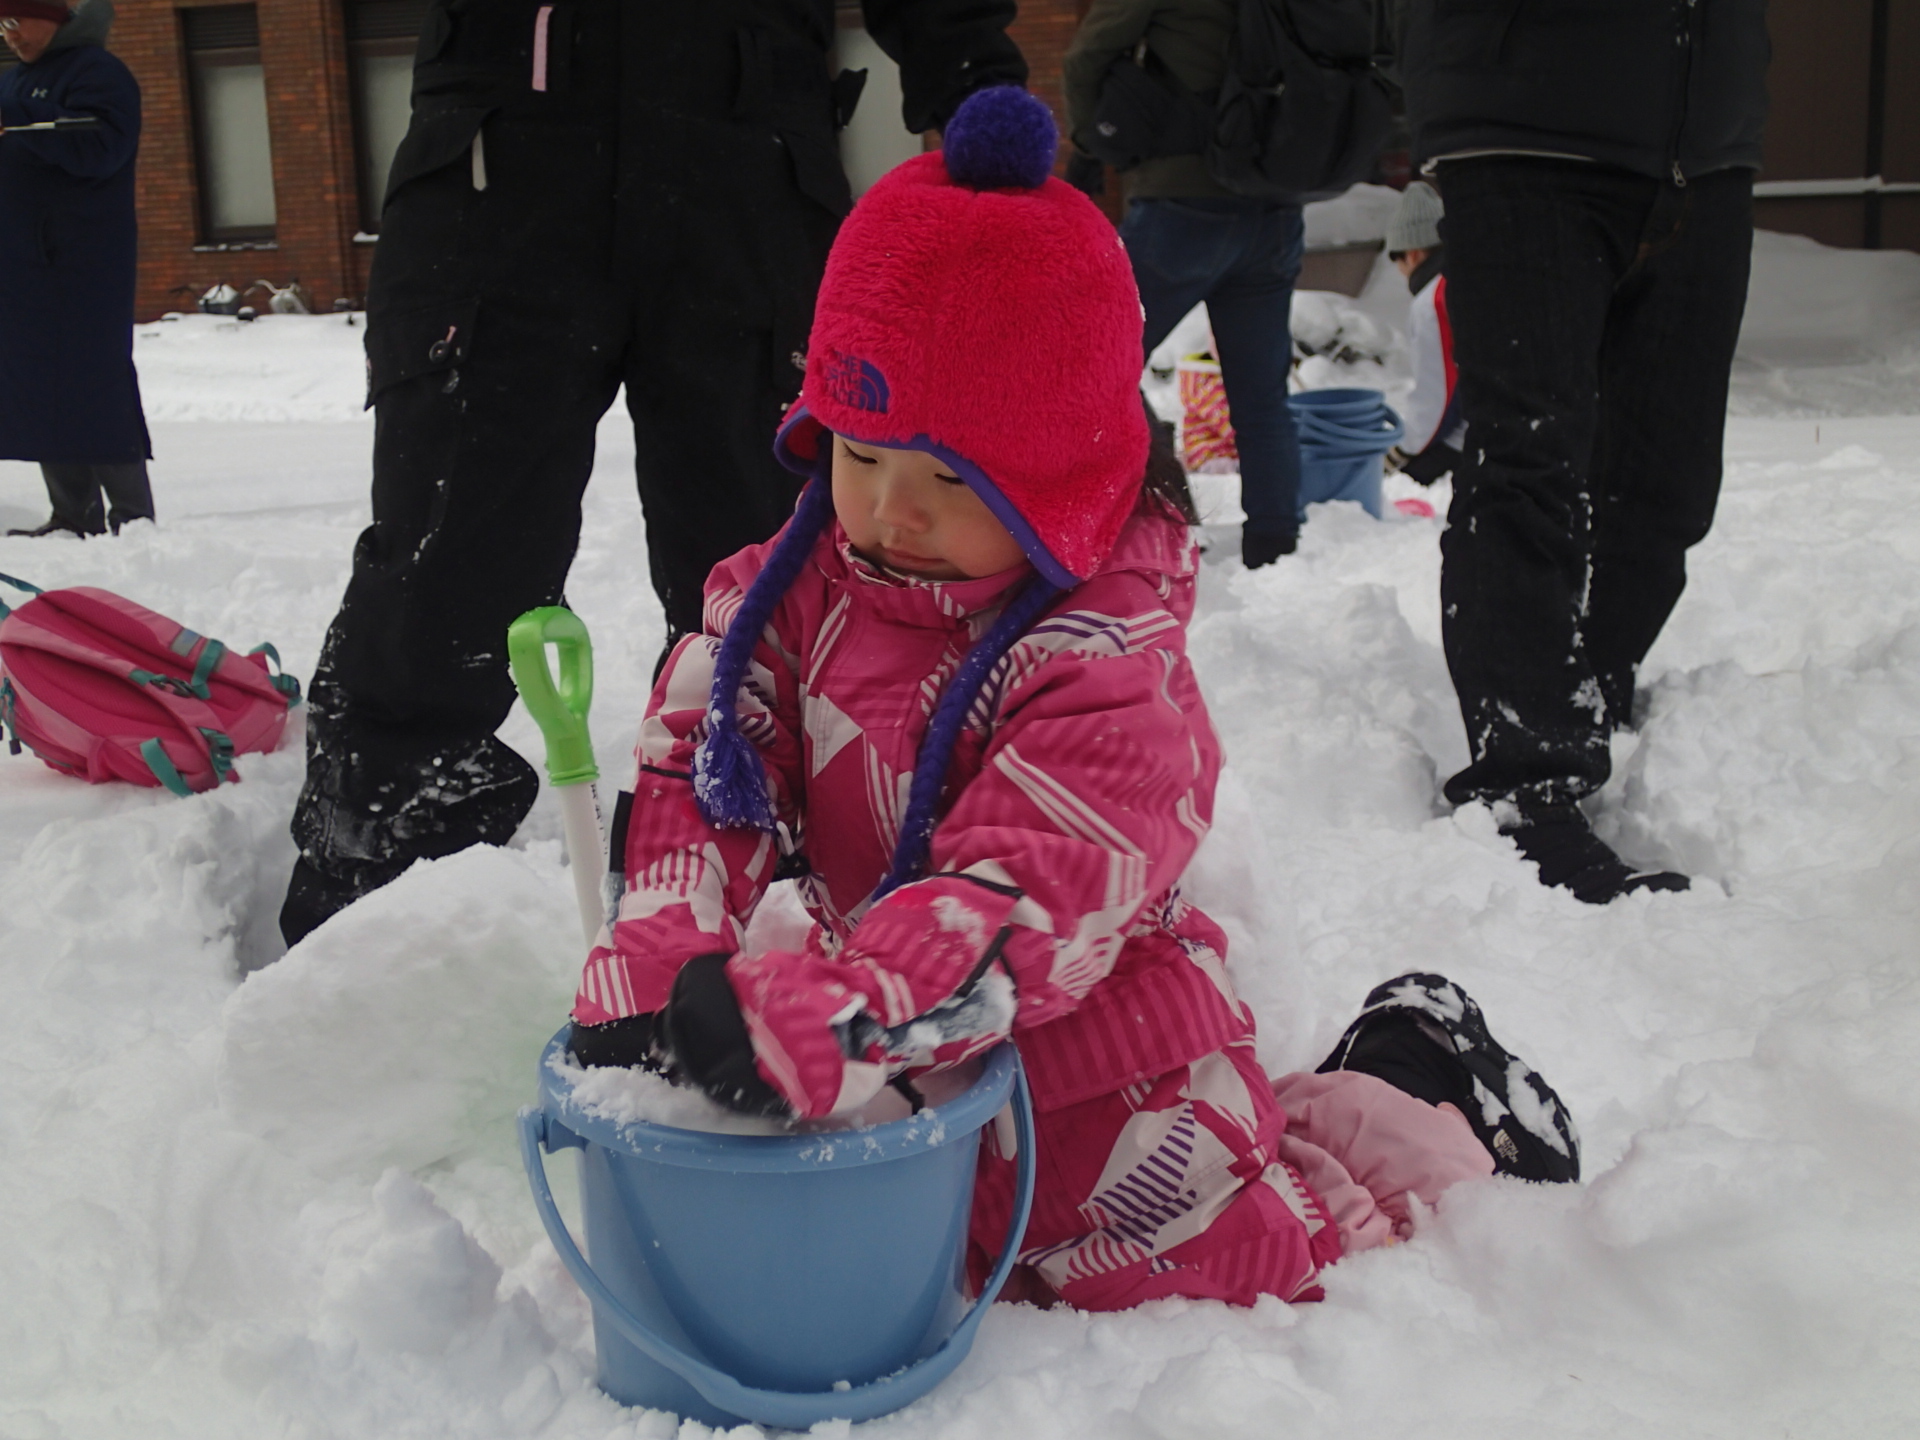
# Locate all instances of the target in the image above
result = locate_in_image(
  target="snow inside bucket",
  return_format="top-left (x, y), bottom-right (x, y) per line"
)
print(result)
top-left (520, 1032), bottom-right (1036, 1429)
top-left (1291, 387), bottom-right (1404, 519)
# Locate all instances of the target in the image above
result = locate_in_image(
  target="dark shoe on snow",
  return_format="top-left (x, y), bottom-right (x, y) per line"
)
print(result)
top-left (6, 517), bottom-right (95, 538)
top-left (1242, 527), bottom-right (1298, 569)
top-left (1505, 809), bottom-right (1688, 904)
top-left (1317, 971), bottom-right (1581, 1183)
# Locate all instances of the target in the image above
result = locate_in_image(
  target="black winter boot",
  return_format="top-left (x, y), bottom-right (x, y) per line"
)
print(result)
top-left (1318, 972), bottom-right (1581, 1183)
top-left (1242, 526), bottom-right (1298, 568)
top-left (1504, 807), bottom-right (1688, 904)
top-left (280, 733), bottom-right (541, 947)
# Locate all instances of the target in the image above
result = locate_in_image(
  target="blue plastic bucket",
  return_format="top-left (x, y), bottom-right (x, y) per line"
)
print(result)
top-left (520, 1034), bottom-right (1036, 1429)
top-left (1290, 387), bottom-right (1404, 519)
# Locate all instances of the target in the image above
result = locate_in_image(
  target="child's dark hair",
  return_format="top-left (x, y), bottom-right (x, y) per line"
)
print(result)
top-left (1138, 394), bottom-right (1199, 524)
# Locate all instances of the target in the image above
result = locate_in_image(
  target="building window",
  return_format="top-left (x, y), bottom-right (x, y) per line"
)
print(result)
top-left (184, 5), bottom-right (276, 241)
top-left (347, 0), bottom-right (429, 233)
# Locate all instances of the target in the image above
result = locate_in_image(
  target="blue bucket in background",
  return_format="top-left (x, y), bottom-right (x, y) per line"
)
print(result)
top-left (521, 1034), bottom-right (1036, 1430)
top-left (1290, 387), bottom-right (1404, 520)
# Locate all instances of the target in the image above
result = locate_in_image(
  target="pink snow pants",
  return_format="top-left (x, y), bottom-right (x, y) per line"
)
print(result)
top-left (969, 1041), bottom-right (1494, 1311)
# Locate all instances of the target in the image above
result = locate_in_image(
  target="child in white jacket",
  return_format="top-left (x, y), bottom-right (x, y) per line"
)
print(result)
top-left (1386, 182), bottom-right (1464, 487)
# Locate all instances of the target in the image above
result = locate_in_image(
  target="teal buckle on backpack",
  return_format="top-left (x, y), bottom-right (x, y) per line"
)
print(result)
top-left (0, 677), bottom-right (21, 756)
top-left (140, 739), bottom-right (193, 797)
top-left (199, 727), bottom-right (235, 782)
top-left (0, 570), bottom-right (43, 622)
top-left (129, 669), bottom-right (198, 699)
top-left (248, 642), bottom-right (303, 705)
top-left (188, 638), bottom-right (227, 700)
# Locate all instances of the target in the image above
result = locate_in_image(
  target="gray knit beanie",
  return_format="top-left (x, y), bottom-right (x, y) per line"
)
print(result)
top-left (1385, 181), bottom-right (1444, 255)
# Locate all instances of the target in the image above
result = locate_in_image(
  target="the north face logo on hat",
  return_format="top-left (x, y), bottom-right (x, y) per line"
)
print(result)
top-left (821, 350), bottom-right (890, 414)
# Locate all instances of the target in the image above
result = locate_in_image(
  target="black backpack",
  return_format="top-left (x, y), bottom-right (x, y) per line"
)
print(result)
top-left (1209, 0), bottom-right (1394, 201)
top-left (1083, 0), bottom-right (1393, 203)
top-left (1081, 44), bottom-right (1212, 173)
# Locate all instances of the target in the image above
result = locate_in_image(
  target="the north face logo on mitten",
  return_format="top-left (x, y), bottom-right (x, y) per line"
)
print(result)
top-left (820, 350), bottom-right (890, 413)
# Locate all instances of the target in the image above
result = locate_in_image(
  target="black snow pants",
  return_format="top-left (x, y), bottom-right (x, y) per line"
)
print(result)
top-left (285, 1), bottom-right (845, 939)
top-left (1436, 157), bottom-right (1754, 814)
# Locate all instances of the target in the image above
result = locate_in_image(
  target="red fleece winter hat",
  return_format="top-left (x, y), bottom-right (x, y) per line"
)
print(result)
top-left (776, 87), bottom-right (1150, 587)
top-left (0, 1), bottom-right (71, 21)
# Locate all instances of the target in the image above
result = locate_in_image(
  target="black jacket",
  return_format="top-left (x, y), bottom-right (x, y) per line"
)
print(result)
top-left (391, 0), bottom-right (1025, 220)
top-left (1394, 0), bottom-right (1770, 182)
top-left (367, 0), bottom-right (1025, 404)
top-left (0, 0), bottom-right (148, 463)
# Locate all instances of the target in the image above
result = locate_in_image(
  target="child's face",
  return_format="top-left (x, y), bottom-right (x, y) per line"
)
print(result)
top-left (831, 437), bottom-right (1028, 582)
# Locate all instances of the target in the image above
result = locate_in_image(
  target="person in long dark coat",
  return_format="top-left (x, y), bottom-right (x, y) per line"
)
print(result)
top-left (279, 1), bottom-right (1027, 947)
top-left (0, 0), bottom-right (153, 539)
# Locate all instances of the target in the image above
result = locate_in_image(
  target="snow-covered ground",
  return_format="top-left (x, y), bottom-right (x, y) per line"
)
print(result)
top-left (2, 231), bottom-right (1918, 1440)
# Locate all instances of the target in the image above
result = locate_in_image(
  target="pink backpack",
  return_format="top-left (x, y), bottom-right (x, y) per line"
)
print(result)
top-left (0, 572), bottom-right (301, 794)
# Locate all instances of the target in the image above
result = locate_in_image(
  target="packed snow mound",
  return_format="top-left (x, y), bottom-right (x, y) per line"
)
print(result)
top-left (1738, 229), bottom-right (1920, 365)
top-left (1733, 232), bottom-right (1920, 416)
top-left (220, 843), bottom-right (583, 1179)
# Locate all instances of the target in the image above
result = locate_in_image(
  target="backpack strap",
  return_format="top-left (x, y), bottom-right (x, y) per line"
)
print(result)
top-left (0, 570), bottom-right (43, 621)
top-left (248, 642), bottom-right (303, 704)
top-left (199, 726), bottom-right (236, 782)
top-left (188, 637), bottom-right (228, 700)
top-left (139, 739), bottom-right (193, 797)
top-left (138, 726), bottom-right (237, 797)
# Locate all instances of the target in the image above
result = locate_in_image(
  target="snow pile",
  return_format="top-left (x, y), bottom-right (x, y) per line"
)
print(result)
top-left (0, 229), bottom-right (1918, 1440)
top-left (553, 1054), bottom-right (793, 1136)
top-left (1738, 230), bottom-right (1920, 365)
top-left (1733, 232), bottom-right (1920, 417)
top-left (1301, 183), bottom-right (1404, 250)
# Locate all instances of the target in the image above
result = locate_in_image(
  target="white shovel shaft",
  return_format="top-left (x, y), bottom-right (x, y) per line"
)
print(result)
top-left (557, 781), bottom-right (606, 948)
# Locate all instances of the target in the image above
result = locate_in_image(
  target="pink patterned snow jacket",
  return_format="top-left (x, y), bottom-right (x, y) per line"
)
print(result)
top-left (571, 502), bottom-right (1253, 1122)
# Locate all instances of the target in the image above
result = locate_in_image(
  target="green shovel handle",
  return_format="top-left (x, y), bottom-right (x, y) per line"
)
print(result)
top-left (507, 607), bottom-right (598, 787)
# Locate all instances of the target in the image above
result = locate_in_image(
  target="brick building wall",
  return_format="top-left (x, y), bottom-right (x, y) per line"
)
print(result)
top-left (1008, 0), bottom-right (1079, 148)
top-left (113, 1), bottom-right (376, 321)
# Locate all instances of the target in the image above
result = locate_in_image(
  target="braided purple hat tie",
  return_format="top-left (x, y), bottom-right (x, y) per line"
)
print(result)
top-left (692, 458), bottom-right (1060, 895)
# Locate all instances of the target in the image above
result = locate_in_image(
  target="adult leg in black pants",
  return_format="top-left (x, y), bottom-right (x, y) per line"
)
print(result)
top-left (1437, 158), bottom-right (1753, 902)
top-left (1585, 172), bottom-right (1754, 727)
top-left (282, 122), bottom-right (629, 947)
top-left (283, 56), bottom-right (819, 947)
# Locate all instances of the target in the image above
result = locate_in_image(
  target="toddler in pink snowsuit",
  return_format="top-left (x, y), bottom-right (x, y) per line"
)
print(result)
top-left (569, 89), bottom-right (1580, 1312)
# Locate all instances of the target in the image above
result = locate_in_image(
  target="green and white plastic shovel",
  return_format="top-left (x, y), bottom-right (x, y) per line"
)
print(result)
top-left (507, 606), bottom-right (606, 949)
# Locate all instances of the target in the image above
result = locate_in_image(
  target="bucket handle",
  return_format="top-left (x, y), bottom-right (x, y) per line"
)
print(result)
top-left (518, 1048), bottom-right (1038, 1429)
